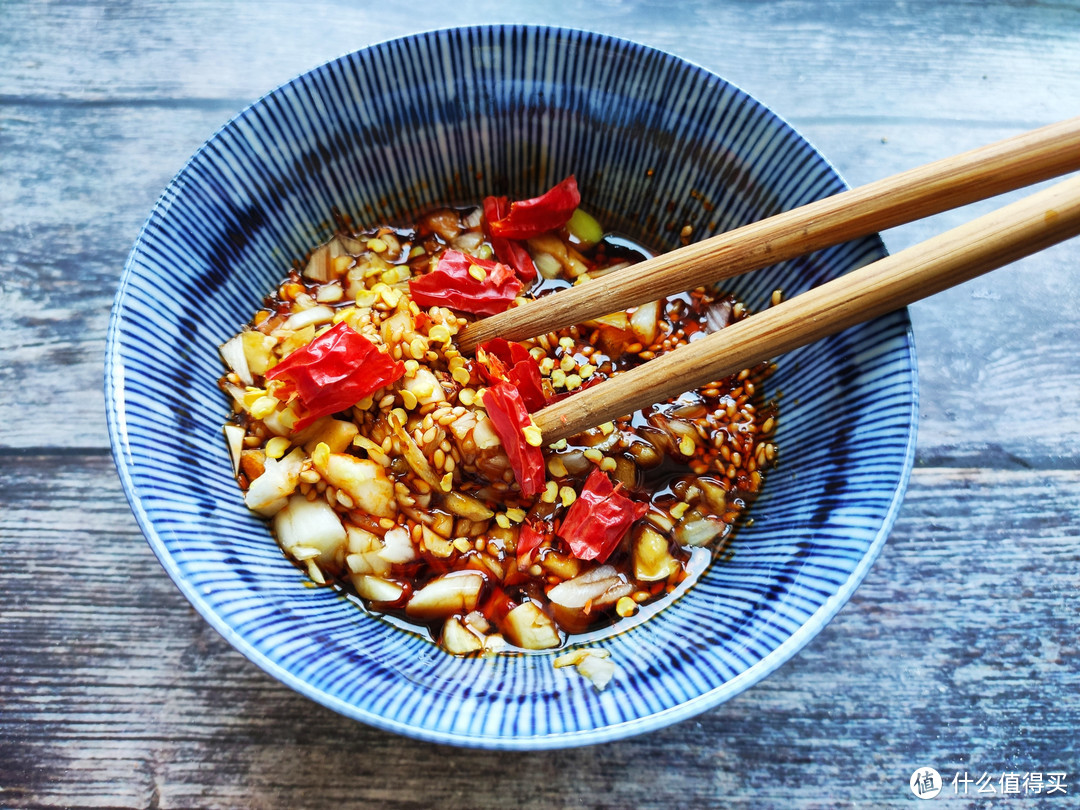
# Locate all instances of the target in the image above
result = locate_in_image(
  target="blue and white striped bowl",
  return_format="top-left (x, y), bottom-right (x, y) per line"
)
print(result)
top-left (106, 26), bottom-right (917, 749)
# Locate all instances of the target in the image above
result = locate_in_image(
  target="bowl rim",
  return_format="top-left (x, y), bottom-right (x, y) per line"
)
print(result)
top-left (105, 23), bottom-right (919, 749)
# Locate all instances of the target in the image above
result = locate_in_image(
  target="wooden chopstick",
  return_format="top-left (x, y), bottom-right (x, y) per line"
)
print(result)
top-left (531, 172), bottom-right (1080, 444)
top-left (457, 116), bottom-right (1080, 353)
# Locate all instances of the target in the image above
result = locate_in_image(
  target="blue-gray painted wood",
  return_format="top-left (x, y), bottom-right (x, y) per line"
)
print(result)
top-left (1, 0), bottom-right (1078, 806)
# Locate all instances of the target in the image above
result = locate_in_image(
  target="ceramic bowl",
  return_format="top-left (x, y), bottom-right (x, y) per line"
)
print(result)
top-left (106, 25), bottom-right (917, 749)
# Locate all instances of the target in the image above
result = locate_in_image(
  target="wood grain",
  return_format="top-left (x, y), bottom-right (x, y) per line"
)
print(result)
top-left (1, 458), bottom-right (1077, 808)
top-left (2, 0), bottom-right (1079, 807)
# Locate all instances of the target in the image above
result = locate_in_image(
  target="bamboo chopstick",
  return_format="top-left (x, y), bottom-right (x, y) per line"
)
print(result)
top-left (457, 116), bottom-right (1080, 353)
top-left (530, 172), bottom-right (1080, 444)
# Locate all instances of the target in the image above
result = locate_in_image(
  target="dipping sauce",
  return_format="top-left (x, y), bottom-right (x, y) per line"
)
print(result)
top-left (217, 177), bottom-right (777, 669)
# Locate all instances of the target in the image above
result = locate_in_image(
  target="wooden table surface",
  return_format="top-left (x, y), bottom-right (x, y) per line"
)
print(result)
top-left (2, 1), bottom-right (1078, 807)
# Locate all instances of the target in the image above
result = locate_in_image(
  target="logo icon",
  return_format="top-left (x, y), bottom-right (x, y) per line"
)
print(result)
top-left (910, 767), bottom-right (943, 799)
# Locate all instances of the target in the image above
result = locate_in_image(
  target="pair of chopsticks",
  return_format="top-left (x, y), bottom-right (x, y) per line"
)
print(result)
top-left (456, 117), bottom-right (1080, 444)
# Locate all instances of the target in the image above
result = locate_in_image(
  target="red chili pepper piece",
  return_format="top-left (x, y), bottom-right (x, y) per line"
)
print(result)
top-left (408, 249), bottom-right (522, 316)
top-left (482, 381), bottom-right (545, 498)
top-left (559, 468), bottom-right (648, 563)
top-left (265, 321), bottom-right (405, 430)
top-left (516, 521), bottom-right (545, 567)
top-left (476, 338), bottom-right (546, 412)
top-left (487, 176), bottom-right (581, 240)
top-left (483, 196), bottom-right (537, 281)
top-left (479, 586), bottom-right (517, 624)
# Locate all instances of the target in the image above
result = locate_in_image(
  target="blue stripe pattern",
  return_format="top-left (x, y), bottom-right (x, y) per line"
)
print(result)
top-left (105, 25), bottom-right (917, 749)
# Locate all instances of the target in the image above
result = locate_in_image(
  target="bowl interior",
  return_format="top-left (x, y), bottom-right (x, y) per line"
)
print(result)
top-left (106, 25), bottom-right (916, 749)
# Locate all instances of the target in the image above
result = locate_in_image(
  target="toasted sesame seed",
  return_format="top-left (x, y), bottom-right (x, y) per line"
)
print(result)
top-left (523, 425), bottom-right (543, 447)
top-left (542, 480), bottom-right (559, 503)
top-left (264, 436), bottom-right (290, 459)
top-left (250, 396), bottom-right (278, 420)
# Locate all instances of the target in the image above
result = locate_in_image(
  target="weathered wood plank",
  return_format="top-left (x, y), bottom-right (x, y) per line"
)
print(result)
top-left (5, 106), bottom-right (1080, 459)
top-left (0, 102), bottom-right (237, 449)
top-left (4, 0), bottom-right (1079, 807)
top-left (3, 0), bottom-right (1078, 120)
top-left (1, 457), bottom-right (1077, 808)
top-left (4, 0), bottom-right (1080, 455)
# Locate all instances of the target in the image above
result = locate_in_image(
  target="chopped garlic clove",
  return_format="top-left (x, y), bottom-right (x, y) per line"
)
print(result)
top-left (223, 424), bottom-right (245, 477)
top-left (441, 616), bottom-right (484, 655)
top-left (405, 571), bottom-right (484, 620)
top-left (315, 452), bottom-right (396, 518)
top-left (244, 448), bottom-right (305, 516)
top-left (503, 601), bottom-right (561, 650)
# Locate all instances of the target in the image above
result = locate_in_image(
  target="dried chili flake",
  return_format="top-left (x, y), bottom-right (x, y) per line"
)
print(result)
top-left (559, 468), bottom-right (647, 563)
top-left (265, 321), bottom-right (404, 429)
top-left (476, 338), bottom-right (546, 412)
top-left (482, 381), bottom-right (545, 498)
top-left (483, 195), bottom-right (538, 281)
top-left (487, 176), bottom-right (581, 240)
top-left (408, 250), bottom-right (522, 316)
top-left (516, 521), bottom-right (545, 566)
top-left (479, 586), bottom-right (517, 624)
